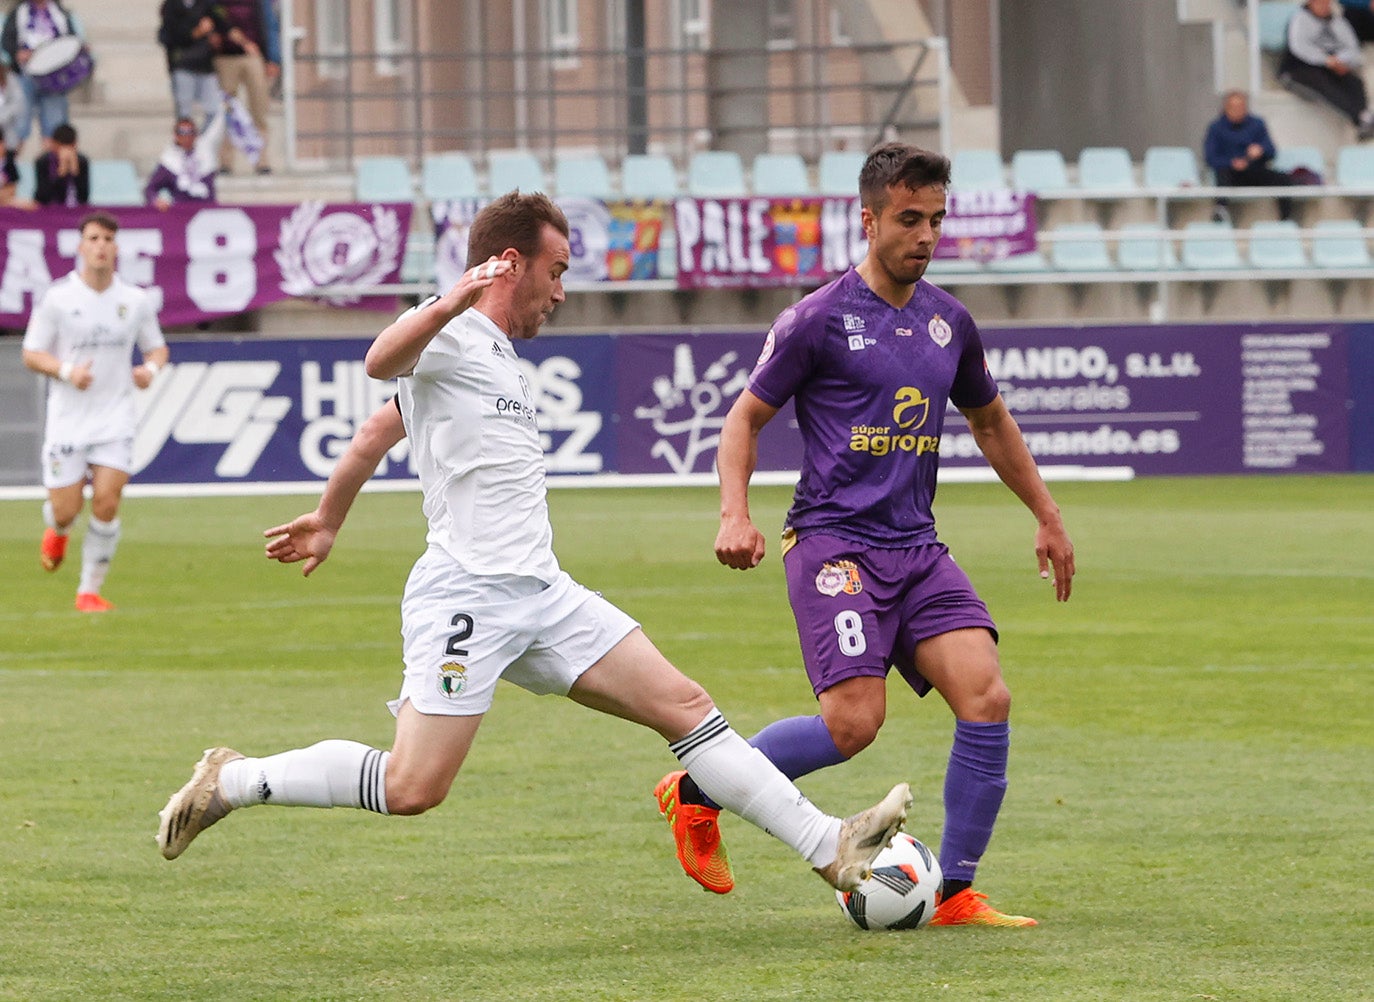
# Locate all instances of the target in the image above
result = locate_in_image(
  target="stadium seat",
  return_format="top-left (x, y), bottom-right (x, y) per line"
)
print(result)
top-left (353, 155), bottom-right (414, 202)
top-left (1048, 222), bottom-right (1114, 271)
top-left (88, 158), bottom-right (143, 206)
top-left (1257, 1), bottom-right (1296, 53)
top-left (1310, 218), bottom-right (1372, 268)
top-left (1334, 144), bottom-right (1374, 187)
top-left (15, 158), bottom-right (35, 201)
top-left (925, 256), bottom-right (984, 276)
top-left (817, 150), bottom-right (866, 195)
top-left (488, 150), bottom-right (548, 194)
top-left (1180, 220), bottom-right (1245, 269)
top-left (554, 152), bottom-right (614, 198)
top-left (1116, 223), bottom-right (1176, 270)
top-left (1076, 147), bottom-right (1137, 192)
top-left (1247, 220), bottom-right (1308, 269)
top-left (950, 149), bottom-right (1005, 191)
top-left (750, 152), bottom-right (812, 196)
top-left (1010, 149), bottom-right (1072, 194)
top-left (1143, 146), bottom-right (1202, 189)
top-left (1272, 144), bottom-right (1326, 179)
top-left (620, 153), bottom-right (680, 198)
top-left (687, 150), bottom-right (748, 196)
top-left (401, 227), bottom-right (436, 284)
top-left (422, 152), bottom-right (481, 200)
top-left (985, 250), bottom-right (1050, 272)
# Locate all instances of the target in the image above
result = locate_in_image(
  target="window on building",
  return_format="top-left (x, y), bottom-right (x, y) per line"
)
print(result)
top-left (547, 0), bottom-right (580, 67)
top-left (829, 7), bottom-right (851, 46)
top-left (767, 0), bottom-right (795, 49)
top-left (676, 0), bottom-right (710, 51)
top-left (374, 0), bottom-right (408, 76)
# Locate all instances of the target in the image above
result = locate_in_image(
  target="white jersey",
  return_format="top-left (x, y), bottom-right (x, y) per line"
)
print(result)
top-left (22, 271), bottom-right (165, 448)
top-left (397, 306), bottom-right (560, 583)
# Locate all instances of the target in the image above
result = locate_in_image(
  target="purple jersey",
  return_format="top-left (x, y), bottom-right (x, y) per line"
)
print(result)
top-left (748, 269), bottom-right (999, 547)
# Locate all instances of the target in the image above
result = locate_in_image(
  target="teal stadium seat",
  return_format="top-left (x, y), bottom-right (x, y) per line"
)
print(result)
top-left (1011, 149), bottom-right (1072, 194)
top-left (16, 158), bottom-right (36, 201)
top-left (1272, 145), bottom-right (1326, 178)
top-left (687, 151), bottom-right (747, 196)
top-left (1077, 147), bottom-right (1137, 192)
top-left (1143, 146), bottom-right (1202, 189)
top-left (950, 149), bottom-right (1005, 191)
top-left (353, 155), bottom-right (413, 202)
top-left (1117, 223), bottom-right (1176, 270)
top-left (488, 150), bottom-right (548, 195)
top-left (925, 256), bottom-right (983, 276)
top-left (422, 152), bottom-right (481, 200)
top-left (1310, 219), bottom-right (1372, 267)
top-left (985, 250), bottom-right (1050, 272)
top-left (817, 150), bottom-right (866, 195)
top-left (1257, 2), bottom-right (1296, 53)
top-left (750, 152), bottom-right (812, 196)
top-left (620, 153), bottom-right (680, 198)
top-left (89, 158), bottom-right (143, 206)
top-left (1049, 222), bottom-right (1114, 271)
top-left (554, 152), bottom-right (614, 198)
top-left (1180, 220), bottom-right (1245, 269)
top-left (1247, 220), bottom-right (1308, 269)
top-left (1334, 144), bottom-right (1374, 187)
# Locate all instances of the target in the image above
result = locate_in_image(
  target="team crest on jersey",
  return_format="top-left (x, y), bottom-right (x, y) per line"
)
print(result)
top-left (756, 330), bottom-right (776, 367)
top-left (816, 560), bottom-right (862, 597)
top-left (117, 304), bottom-right (128, 319)
top-left (437, 662), bottom-right (469, 699)
top-left (928, 315), bottom-right (953, 348)
top-left (276, 201), bottom-right (403, 305)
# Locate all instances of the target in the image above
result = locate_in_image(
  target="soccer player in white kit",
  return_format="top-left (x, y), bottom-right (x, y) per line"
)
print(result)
top-left (158, 191), bottom-right (912, 895)
top-left (21, 211), bottom-right (168, 613)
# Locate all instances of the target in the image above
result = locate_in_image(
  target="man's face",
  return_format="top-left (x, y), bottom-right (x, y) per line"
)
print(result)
top-left (78, 224), bottom-right (117, 271)
top-left (507, 223), bottom-right (569, 340)
top-left (1225, 94), bottom-right (1248, 123)
top-left (174, 121), bottom-right (196, 152)
top-left (862, 182), bottom-right (946, 286)
top-left (1310, 0), bottom-right (1332, 16)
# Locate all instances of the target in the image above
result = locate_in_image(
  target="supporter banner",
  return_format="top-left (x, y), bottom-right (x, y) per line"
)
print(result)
top-left (124, 323), bottom-right (1356, 486)
top-left (672, 191), bottom-right (1038, 290)
top-left (431, 197), bottom-right (667, 290)
top-left (0, 202), bottom-right (413, 329)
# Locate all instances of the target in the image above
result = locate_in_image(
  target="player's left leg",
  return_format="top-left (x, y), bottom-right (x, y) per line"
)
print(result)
top-left (40, 481), bottom-right (84, 572)
top-left (74, 465), bottom-right (129, 611)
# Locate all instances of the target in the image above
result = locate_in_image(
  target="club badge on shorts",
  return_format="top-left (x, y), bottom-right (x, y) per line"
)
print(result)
top-left (437, 662), bottom-right (468, 699)
top-left (816, 560), bottom-right (862, 596)
top-left (928, 314), bottom-right (953, 348)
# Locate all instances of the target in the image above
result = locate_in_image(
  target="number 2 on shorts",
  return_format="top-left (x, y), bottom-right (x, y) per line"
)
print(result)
top-left (833, 609), bottom-right (868, 656)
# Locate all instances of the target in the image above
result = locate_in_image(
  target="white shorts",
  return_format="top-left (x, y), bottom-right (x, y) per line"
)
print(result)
top-left (389, 547), bottom-right (639, 717)
top-left (41, 437), bottom-right (134, 489)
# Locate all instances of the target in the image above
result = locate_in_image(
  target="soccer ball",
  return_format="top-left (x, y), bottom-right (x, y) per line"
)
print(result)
top-left (834, 832), bottom-right (942, 930)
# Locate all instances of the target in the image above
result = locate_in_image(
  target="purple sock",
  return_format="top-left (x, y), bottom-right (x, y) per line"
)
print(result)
top-left (692, 715), bottom-right (848, 810)
top-left (939, 719), bottom-right (1010, 884)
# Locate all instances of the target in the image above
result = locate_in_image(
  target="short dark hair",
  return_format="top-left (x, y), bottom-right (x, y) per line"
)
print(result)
top-left (858, 142), bottom-right (951, 213)
top-left (467, 189), bottom-right (569, 265)
top-left (78, 211), bottom-right (119, 236)
top-left (51, 123), bottom-right (78, 146)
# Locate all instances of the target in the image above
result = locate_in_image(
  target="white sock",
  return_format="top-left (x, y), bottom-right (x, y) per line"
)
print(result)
top-left (78, 516), bottom-right (120, 594)
top-left (219, 740), bottom-right (389, 814)
top-left (669, 709), bottom-right (840, 867)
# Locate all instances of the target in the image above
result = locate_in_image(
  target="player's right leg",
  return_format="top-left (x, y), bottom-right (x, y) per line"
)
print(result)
top-left (39, 479), bottom-right (85, 573)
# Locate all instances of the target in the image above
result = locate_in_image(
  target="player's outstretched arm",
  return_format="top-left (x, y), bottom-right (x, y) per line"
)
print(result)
top-left (264, 400), bottom-right (408, 576)
top-left (714, 389), bottom-right (779, 570)
top-left (960, 396), bottom-right (1076, 601)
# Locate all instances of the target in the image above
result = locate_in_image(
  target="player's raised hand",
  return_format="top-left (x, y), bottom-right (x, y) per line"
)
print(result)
top-left (440, 256), bottom-right (514, 316)
top-left (715, 515), bottom-right (767, 570)
top-left (1035, 521), bottom-right (1075, 602)
top-left (264, 512), bottom-right (337, 577)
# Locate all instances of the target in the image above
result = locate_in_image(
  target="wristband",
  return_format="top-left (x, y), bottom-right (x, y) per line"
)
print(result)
top-left (58, 361), bottom-right (73, 383)
top-left (145, 361), bottom-right (162, 376)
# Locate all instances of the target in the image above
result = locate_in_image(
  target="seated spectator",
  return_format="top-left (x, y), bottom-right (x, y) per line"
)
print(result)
top-left (1280, 0), bottom-right (1374, 139)
top-left (0, 0), bottom-right (87, 148)
top-left (145, 110), bottom-right (225, 207)
top-left (1203, 90), bottom-right (1295, 222)
top-left (33, 120), bottom-right (87, 206)
top-left (1339, 1), bottom-right (1374, 42)
top-left (1, 62), bottom-right (23, 202)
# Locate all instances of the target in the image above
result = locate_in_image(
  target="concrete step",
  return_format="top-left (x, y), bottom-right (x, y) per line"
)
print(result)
top-left (85, 39), bottom-right (176, 106)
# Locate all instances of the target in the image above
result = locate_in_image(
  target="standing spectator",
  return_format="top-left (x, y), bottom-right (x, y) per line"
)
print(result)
top-left (33, 120), bottom-right (86, 206)
top-left (158, 0), bottom-right (226, 123)
top-left (0, 60), bottom-right (24, 201)
top-left (1280, 0), bottom-right (1374, 139)
top-left (1203, 90), bottom-right (1295, 222)
top-left (212, 0), bottom-right (276, 174)
top-left (0, 0), bottom-right (85, 148)
top-left (21, 211), bottom-right (168, 613)
top-left (145, 111), bottom-right (224, 206)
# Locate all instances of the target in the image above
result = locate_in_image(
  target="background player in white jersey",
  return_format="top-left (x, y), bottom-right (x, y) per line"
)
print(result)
top-left (21, 211), bottom-right (167, 613)
top-left (159, 191), bottom-right (912, 897)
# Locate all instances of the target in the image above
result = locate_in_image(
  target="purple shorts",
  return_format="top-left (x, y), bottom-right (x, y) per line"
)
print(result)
top-left (782, 531), bottom-right (997, 698)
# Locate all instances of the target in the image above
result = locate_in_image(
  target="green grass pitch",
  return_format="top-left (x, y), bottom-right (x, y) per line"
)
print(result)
top-left (1, 475), bottom-right (1370, 1001)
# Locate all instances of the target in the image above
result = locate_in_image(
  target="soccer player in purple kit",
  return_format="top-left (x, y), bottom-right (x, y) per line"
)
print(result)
top-left (654, 143), bottom-right (1076, 925)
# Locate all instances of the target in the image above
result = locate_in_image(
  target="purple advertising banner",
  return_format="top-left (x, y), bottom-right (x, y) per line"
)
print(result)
top-left (0, 202), bottom-right (413, 329)
top-left (672, 193), bottom-right (1038, 290)
top-left (123, 322), bottom-right (1356, 486)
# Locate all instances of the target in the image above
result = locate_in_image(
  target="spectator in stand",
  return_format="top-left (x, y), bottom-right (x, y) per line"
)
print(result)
top-left (1338, 1), bottom-right (1374, 42)
top-left (33, 120), bottom-right (87, 206)
top-left (158, 0), bottom-right (227, 123)
top-left (212, 0), bottom-right (277, 174)
top-left (1, 61), bottom-right (24, 202)
top-left (145, 110), bottom-right (225, 207)
top-left (1280, 0), bottom-right (1374, 139)
top-left (0, 0), bottom-right (86, 148)
top-left (1203, 90), bottom-right (1295, 223)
